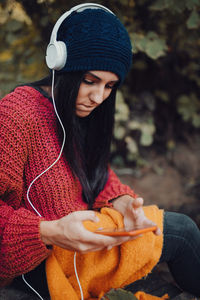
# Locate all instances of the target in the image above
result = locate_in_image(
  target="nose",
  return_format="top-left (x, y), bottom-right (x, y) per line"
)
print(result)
top-left (90, 86), bottom-right (105, 104)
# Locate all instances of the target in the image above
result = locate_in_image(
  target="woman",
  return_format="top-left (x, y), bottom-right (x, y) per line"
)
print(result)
top-left (0, 3), bottom-right (200, 299)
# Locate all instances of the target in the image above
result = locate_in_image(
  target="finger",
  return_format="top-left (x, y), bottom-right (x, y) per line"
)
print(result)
top-left (81, 246), bottom-right (108, 253)
top-left (73, 210), bottom-right (99, 223)
top-left (79, 229), bottom-right (117, 245)
top-left (86, 231), bottom-right (129, 247)
top-left (155, 227), bottom-right (161, 235)
top-left (108, 236), bottom-right (133, 248)
top-left (80, 235), bottom-right (133, 252)
top-left (132, 197), bottom-right (143, 208)
top-left (107, 245), bottom-right (113, 250)
top-left (141, 218), bottom-right (157, 229)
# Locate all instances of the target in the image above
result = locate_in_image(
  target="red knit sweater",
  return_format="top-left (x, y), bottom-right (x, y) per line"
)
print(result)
top-left (0, 86), bottom-right (136, 285)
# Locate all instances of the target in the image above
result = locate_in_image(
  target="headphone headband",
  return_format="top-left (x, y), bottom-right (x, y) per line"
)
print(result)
top-left (50, 3), bottom-right (114, 43)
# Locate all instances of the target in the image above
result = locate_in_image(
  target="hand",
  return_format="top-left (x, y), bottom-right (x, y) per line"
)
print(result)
top-left (40, 210), bottom-right (130, 253)
top-left (112, 195), bottom-right (161, 235)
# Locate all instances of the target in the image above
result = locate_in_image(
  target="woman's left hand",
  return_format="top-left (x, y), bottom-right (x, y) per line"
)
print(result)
top-left (112, 195), bottom-right (161, 235)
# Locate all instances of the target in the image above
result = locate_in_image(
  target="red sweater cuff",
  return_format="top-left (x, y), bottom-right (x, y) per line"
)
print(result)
top-left (94, 184), bottom-right (137, 209)
top-left (0, 208), bottom-right (50, 280)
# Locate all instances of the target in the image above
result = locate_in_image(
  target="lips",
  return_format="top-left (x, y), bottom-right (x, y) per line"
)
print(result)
top-left (76, 104), bottom-right (94, 112)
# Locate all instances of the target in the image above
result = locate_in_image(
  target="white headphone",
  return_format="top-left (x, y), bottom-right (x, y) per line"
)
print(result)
top-left (45, 3), bottom-right (114, 71)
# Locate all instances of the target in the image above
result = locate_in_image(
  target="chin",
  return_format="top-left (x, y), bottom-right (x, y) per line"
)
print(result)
top-left (76, 109), bottom-right (94, 117)
top-left (76, 111), bottom-right (91, 118)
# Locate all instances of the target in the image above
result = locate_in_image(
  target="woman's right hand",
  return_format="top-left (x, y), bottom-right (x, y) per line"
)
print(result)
top-left (40, 210), bottom-right (131, 253)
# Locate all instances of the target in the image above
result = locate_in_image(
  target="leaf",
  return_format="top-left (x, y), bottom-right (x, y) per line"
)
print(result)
top-left (128, 120), bottom-right (155, 146)
top-left (40, 16), bottom-right (49, 27)
top-left (115, 91), bottom-right (130, 121)
top-left (167, 139), bottom-right (176, 150)
top-left (136, 36), bottom-right (148, 52)
top-left (114, 125), bottom-right (126, 140)
top-left (133, 60), bottom-right (147, 70)
top-left (150, 0), bottom-right (199, 12)
top-left (128, 120), bottom-right (140, 130)
top-left (145, 37), bottom-right (168, 59)
top-left (111, 155), bottom-right (125, 167)
top-left (155, 90), bottom-right (169, 102)
top-left (140, 123), bottom-right (155, 146)
top-left (5, 19), bottom-right (23, 32)
top-left (171, 1), bottom-right (186, 13)
top-left (127, 152), bottom-right (138, 162)
top-left (177, 93), bottom-right (200, 127)
top-left (10, 2), bottom-right (32, 25)
top-left (101, 288), bottom-right (137, 299)
top-left (6, 32), bottom-right (19, 44)
top-left (150, 0), bottom-right (170, 11)
top-left (192, 113), bottom-right (200, 127)
top-left (185, 0), bottom-right (200, 10)
top-left (131, 32), bottom-right (168, 60)
top-left (140, 131), bottom-right (154, 146)
top-left (186, 10), bottom-right (200, 29)
top-left (0, 49), bottom-right (13, 62)
top-left (125, 136), bottom-right (138, 154)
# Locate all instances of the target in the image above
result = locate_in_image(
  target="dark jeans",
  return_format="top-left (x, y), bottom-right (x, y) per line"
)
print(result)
top-left (159, 211), bottom-right (200, 296)
top-left (8, 212), bottom-right (200, 298)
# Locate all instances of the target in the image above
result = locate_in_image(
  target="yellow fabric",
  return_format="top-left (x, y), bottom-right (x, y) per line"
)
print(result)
top-left (46, 205), bottom-right (164, 300)
top-left (135, 291), bottom-right (169, 299)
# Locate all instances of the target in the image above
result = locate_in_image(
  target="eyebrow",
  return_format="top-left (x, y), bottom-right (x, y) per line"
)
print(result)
top-left (86, 71), bottom-right (119, 83)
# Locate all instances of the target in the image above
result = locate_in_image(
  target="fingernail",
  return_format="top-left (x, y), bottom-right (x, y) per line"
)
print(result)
top-left (156, 228), bottom-right (161, 235)
top-left (107, 246), bottom-right (113, 251)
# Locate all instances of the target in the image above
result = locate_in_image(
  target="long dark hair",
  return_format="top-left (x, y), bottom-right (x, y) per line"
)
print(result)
top-left (30, 71), bottom-right (117, 209)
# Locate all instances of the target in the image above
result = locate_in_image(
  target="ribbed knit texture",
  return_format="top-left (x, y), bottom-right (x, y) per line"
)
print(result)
top-left (0, 86), bottom-right (136, 285)
top-left (56, 9), bottom-right (132, 83)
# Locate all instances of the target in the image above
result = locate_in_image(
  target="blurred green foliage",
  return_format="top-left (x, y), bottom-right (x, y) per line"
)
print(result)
top-left (101, 288), bottom-right (137, 299)
top-left (0, 0), bottom-right (200, 166)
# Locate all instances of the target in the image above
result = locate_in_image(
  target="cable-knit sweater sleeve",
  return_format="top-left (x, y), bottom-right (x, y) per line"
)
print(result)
top-left (93, 168), bottom-right (137, 209)
top-left (0, 93), bottom-right (50, 285)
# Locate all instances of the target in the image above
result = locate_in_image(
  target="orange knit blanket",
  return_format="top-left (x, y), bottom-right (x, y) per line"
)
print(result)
top-left (46, 206), bottom-right (164, 300)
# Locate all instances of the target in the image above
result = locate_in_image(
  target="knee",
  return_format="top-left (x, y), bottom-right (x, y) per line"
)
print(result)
top-left (179, 213), bottom-right (198, 239)
top-left (181, 214), bottom-right (200, 242)
top-left (164, 211), bottom-right (199, 241)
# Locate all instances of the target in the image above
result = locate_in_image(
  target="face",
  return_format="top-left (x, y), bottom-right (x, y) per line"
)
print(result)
top-left (75, 70), bottom-right (119, 117)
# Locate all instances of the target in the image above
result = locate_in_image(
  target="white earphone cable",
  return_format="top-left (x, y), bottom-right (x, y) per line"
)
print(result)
top-left (74, 252), bottom-right (84, 300)
top-left (23, 69), bottom-right (84, 299)
top-left (26, 70), bottom-right (66, 217)
top-left (22, 274), bottom-right (44, 300)
top-left (23, 253), bottom-right (84, 300)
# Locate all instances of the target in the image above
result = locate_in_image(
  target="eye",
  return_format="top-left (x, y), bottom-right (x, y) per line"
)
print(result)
top-left (106, 83), bottom-right (118, 90)
top-left (82, 78), bottom-right (94, 85)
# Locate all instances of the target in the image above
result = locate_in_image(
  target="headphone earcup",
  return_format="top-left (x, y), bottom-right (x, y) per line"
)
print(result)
top-left (46, 41), bottom-right (67, 70)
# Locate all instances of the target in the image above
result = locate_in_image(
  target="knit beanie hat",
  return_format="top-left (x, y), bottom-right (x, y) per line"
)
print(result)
top-left (57, 8), bottom-right (132, 83)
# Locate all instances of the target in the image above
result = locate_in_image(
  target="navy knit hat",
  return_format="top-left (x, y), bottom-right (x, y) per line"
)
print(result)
top-left (57, 8), bottom-right (132, 83)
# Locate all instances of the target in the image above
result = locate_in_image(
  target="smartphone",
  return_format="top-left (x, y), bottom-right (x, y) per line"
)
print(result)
top-left (95, 225), bottom-right (157, 237)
